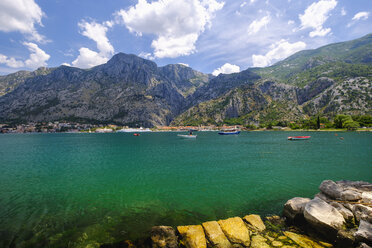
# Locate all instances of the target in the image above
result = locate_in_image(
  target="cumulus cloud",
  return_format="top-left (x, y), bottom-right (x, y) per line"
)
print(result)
top-left (299, 0), bottom-right (337, 37)
top-left (212, 63), bottom-right (240, 76)
top-left (23, 42), bottom-right (50, 68)
top-left (0, 42), bottom-right (50, 69)
top-left (248, 15), bottom-right (271, 35)
top-left (72, 21), bottom-right (114, 69)
top-left (116, 0), bottom-right (224, 58)
top-left (252, 39), bottom-right (306, 67)
top-left (352, 11), bottom-right (369, 21)
top-left (0, 54), bottom-right (24, 68)
top-left (0, 0), bottom-right (45, 42)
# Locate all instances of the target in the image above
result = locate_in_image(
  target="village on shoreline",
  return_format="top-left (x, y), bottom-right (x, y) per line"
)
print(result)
top-left (1, 121), bottom-right (372, 134)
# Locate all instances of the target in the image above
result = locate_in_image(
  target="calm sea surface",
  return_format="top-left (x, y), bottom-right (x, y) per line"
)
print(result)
top-left (0, 131), bottom-right (371, 247)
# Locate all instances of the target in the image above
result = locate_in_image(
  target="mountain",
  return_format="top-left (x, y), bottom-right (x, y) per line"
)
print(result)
top-left (174, 34), bottom-right (372, 126)
top-left (0, 67), bottom-right (53, 96)
top-left (0, 53), bottom-right (211, 127)
top-left (0, 34), bottom-right (371, 127)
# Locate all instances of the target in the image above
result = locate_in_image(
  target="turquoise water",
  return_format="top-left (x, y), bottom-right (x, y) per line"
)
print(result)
top-left (0, 132), bottom-right (371, 247)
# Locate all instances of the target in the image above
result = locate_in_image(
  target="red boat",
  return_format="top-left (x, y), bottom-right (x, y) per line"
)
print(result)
top-left (133, 133), bottom-right (140, 136)
top-left (288, 136), bottom-right (311, 140)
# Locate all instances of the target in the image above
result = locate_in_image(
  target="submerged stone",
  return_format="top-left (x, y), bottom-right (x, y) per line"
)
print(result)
top-left (218, 217), bottom-right (250, 247)
top-left (150, 226), bottom-right (178, 248)
top-left (271, 240), bottom-right (283, 247)
top-left (243, 214), bottom-right (266, 232)
top-left (177, 225), bottom-right (206, 248)
top-left (284, 231), bottom-right (324, 248)
top-left (250, 235), bottom-right (270, 248)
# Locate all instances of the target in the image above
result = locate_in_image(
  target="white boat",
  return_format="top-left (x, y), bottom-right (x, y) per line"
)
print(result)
top-left (177, 134), bottom-right (197, 138)
top-left (117, 127), bottom-right (152, 132)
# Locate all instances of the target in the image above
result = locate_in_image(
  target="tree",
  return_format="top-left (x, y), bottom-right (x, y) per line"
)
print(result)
top-left (316, 115), bottom-right (320, 129)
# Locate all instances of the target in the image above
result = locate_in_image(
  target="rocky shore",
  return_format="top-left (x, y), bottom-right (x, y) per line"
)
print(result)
top-left (146, 180), bottom-right (372, 248)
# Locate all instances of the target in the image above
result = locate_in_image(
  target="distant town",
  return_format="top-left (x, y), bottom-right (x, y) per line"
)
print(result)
top-left (1, 120), bottom-right (372, 134)
top-left (0, 122), bottom-right (237, 133)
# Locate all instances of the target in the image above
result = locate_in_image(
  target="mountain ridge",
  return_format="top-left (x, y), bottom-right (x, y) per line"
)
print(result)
top-left (1, 34), bottom-right (371, 127)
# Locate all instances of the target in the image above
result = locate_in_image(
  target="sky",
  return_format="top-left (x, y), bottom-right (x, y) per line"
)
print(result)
top-left (0, 0), bottom-right (371, 76)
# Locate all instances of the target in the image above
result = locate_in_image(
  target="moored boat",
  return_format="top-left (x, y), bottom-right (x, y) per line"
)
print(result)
top-left (177, 134), bottom-right (197, 138)
top-left (288, 136), bottom-right (311, 140)
top-left (218, 130), bottom-right (241, 135)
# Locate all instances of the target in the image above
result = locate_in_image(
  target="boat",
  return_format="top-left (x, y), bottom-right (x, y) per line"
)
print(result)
top-left (287, 136), bottom-right (311, 140)
top-left (133, 133), bottom-right (140, 136)
top-left (218, 130), bottom-right (241, 135)
top-left (177, 134), bottom-right (197, 138)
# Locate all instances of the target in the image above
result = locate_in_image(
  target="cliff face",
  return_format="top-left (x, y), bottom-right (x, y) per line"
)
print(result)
top-left (0, 53), bottom-right (211, 127)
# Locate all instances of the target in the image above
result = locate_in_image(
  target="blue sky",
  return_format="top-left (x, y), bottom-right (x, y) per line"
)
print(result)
top-left (0, 0), bottom-right (371, 75)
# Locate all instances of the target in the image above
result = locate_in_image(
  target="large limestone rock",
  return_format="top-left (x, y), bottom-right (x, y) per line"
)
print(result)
top-left (304, 198), bottom-right (345, 234)
top-left (336, 229), bottom-right (356, 248)
top-left (151, 226), bottom-right (178, 248)
top-left (283, 231), bottom-right (324, 248)
top-left (355, 220), bottom-right (372, 244)
top-left (340, 189), bottom-right (362, 201)
top-left (202, 221), bottom-right (232, 248)
top-left (250, 235), bottom-right (270, 248)
top-left (283, 197), bottom-right (311, 221)
top-left (218, 217), bottom-right (251, 247)
top-left (243, 214), bottom-right (266, 232)
top-left (352, 204), bottom-right (372, 223)
top-left (329, 202), bottom-right (354, 222)
top-left (319, 180), bottom-right (343, 199)
top-left (177, 225), bottom-right (206, 248)
top-left (362, 192), bottom-right (372, 203)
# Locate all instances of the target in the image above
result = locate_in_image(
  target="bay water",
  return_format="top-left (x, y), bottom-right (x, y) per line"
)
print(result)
top-left (0, 132), bottom-right (371, 247)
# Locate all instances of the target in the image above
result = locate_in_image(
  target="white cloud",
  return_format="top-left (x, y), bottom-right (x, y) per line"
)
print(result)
top-left (61, 62), bottom-right (71, 66)
top-left (79, 21), bottom-right (114, 56)
top-left (341, 7), bottom-right (346, 16)
top-left (288, 20), bottom-right (295, 25)
top-left (299, 0), bottom-right (337, 37)
top-left (72, 48), bottom-right (108, 69)
top-left (72, 21), bottom-right (114, 69)
top-left (177, 63), bottom-right (189, 67)
top-left (116, 0), bottom-right (224, 58)
top-left (0, 54), bottom-right (24, 68)
top-left (23, 42), bottom-right (50, 69)
top-left (252, 39), bottom-right (306, 67)
top-left (248, 15), bottom-right (271, 35)
top-left (0, 0), bottom-right (45, 42)
top-left (138, 52), bottom-right (154, 60)
top-left (0, 42), bottom-right (50, 69)
top-left (212, 63), bottom-right (240, 76)
top-left (352, 11), bottom-right (369, 21)
top-left (240, 2), bottom-right (247, 8)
